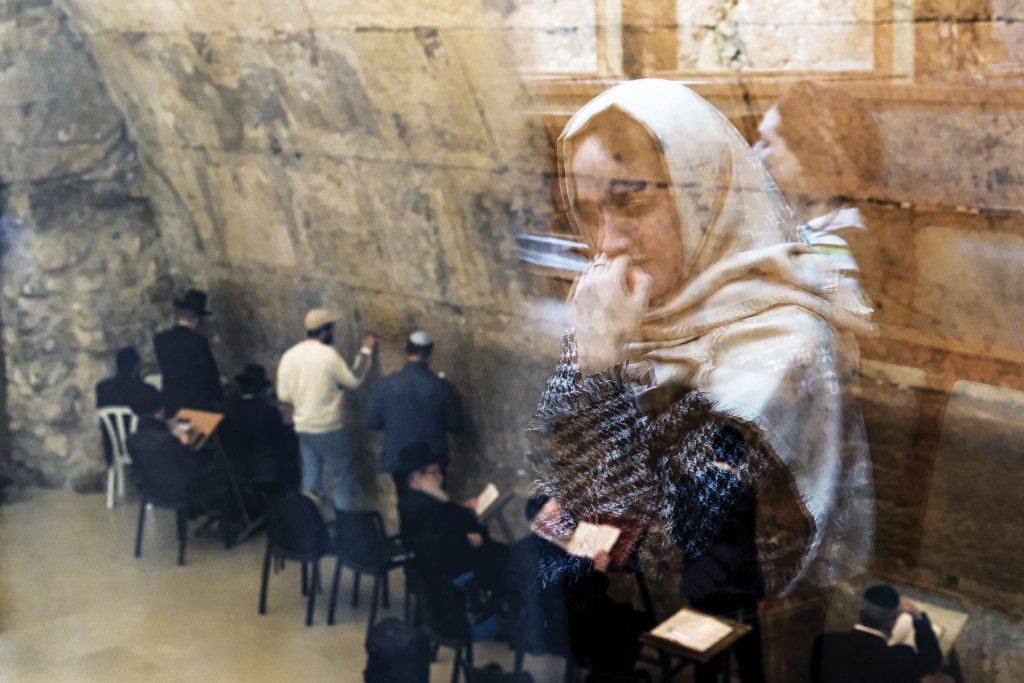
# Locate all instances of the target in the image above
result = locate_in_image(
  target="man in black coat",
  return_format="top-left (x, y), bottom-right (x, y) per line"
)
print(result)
top-left (368, 330), bottom-right (463, 491)
top-left (125, 391), bottom-right (225, 513)
top-left (96, 346), bottom-right (160, 465)
top-left (220, 364), bottom-right (298, 492)
top-left (154, 289), bottom-right (224, 415)
top-left (811, 584), bottom-right (942, 683)
top-left (397, 443), bottom-right (505, 590)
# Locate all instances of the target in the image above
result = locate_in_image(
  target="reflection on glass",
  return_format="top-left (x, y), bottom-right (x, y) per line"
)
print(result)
top-left (525, 79), bottom-right (876, 680)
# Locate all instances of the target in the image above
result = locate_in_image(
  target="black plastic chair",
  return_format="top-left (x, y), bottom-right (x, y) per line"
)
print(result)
top-left (132, 443), bottom-right (198, 566)
top-left (327, 510), bottom-right (412, 629)
top-left (464, 662), bottom-right (536, 683)
top-left (407, 564), bottom-right (504, 683)
top-left (258, 492), bottom-right (334, 626)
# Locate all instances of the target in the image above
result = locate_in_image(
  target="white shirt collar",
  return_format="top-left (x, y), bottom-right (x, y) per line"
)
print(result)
top-left (853, 624), bottom-right (890, 641)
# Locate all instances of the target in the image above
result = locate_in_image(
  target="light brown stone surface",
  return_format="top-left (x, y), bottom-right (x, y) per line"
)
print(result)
top-left (0, 0), bottom-right (172, 489)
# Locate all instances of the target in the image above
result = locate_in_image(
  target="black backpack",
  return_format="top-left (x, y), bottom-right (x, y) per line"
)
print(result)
top-left (364, 617), bottom-right (431, 683)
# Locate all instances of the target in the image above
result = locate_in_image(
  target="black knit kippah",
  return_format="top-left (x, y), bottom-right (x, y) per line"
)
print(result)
top-left (861, 584), bottom-right (901, 624)
top-left (864, 584), bottom-right (900, 609)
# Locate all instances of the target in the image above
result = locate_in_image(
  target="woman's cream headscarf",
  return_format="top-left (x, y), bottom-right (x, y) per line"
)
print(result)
top-left (559, 79), bottom-right (875, 594)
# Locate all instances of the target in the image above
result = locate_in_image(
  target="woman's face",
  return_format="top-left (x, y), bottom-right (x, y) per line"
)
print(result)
top-left (753, 105), bottom-right (803, 190)
top-left (569, 120), bottom-right (685, 301)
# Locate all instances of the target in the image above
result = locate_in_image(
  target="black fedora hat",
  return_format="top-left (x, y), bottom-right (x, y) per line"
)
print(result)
top-left (174, 289), bottom-right (212, 317)
top-left (397, 442), bottom-right (440, 474)
top-left (235, 363), bottom-right (271, 393)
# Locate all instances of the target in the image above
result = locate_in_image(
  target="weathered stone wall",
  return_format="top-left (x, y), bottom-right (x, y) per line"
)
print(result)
top-left (44, 0), bottom-right (558, 503)
top-left (0, 0), bottom-right (172, 489)
top-left (675, 0), bottom-right (873, 70)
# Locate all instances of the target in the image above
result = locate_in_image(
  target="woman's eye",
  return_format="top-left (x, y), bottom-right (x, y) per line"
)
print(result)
top-left (617, 194), bottom-right (656, 215)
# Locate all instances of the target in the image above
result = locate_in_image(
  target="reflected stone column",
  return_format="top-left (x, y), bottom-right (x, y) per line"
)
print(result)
top-left (622, 0), bottom-right (679, 76)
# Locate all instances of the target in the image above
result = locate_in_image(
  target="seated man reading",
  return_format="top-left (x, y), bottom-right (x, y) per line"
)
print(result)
top-left (126, 392), bottom-right (226, 518)
top-left (812, 584), bottom-right (941, 683)
top-left (397, 443), bottom-right (508, 605)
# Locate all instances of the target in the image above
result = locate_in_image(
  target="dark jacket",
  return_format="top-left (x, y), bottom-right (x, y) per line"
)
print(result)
top-left (126, 417), bottom-right (214, 504)
top-left (368, 362), bottom-right (463, 473)
top-left (154, 325), bottom-right (223, 414)
top-left (811, 617), bottom-right (942, 683)
top-left (399, 488), bottom-right (486, 582)
top-left (96, 374), bottom-right (160, 411)
top-left (96, 374), bottom-right (160, 466)
top-left (220, 395), bottom-right (296, 486)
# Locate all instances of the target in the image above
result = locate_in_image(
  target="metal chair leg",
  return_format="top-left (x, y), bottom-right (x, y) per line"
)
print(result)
top-left (368, 576), bottom-right (381, 631)
top-left (450, 645), bottom-right (462, 683)
top-left (134, 497), bottom-right (147, 558)
top-left (404, 581), bottom-right (412, 622)
top-left (351, 572), bottom-right (361, 608)
top-left (258, 544), bottom-right (272, 614)
top-left (327, 557), bottom-right (343, 625)
top-left (175, 507), bottom-right (188, 566)
top-left (301, 562), bottom-right (309, 596)
top-left (305, 560), bottom-right (320, 626)
top-left (106, 467), bottom-right (116, 509)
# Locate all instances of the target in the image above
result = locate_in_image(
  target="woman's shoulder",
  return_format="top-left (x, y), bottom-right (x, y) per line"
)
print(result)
top-left (712, 304), bottom-right (839, 365)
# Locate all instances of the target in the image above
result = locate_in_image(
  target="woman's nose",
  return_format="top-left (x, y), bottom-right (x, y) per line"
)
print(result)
top-left (597, 211), bottom-right (632, 256)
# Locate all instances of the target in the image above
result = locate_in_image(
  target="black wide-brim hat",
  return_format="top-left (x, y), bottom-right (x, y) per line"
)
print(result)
top-left (235, 363), bottom-right (271, 392)
top-left (397, 442), bottom-right (440, 473)
top-left (174, 288), bottom-right (212, 317)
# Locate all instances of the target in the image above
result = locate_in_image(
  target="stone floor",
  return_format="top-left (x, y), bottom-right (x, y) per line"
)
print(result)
top-left (0, 489), bottom-right (565, 682)
top-left (5, 489), bottom-right (1022, 682)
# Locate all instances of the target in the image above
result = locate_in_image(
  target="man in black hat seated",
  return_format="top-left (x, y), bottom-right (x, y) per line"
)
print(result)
top-left (811, 584), bottom-right (941, 683)
top-left (221, 364), bottom-right (298, 494)
top-left (154, 288), bottom-right (224, 415)
top-left (96, 346), bottom-right (161, 466)
top-left (126, 390), bottom-right (227, 519)
top-left (397, 442), bottom-right (508, 600)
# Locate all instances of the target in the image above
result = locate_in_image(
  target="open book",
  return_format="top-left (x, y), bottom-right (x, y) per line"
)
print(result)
top-left (648, 608), bottom-right (736, 654)
top-left (532, 518), bottom-right (621, 560)
top-left (888, 600), bottom-right (968, 656)
top-left (475, 483), bottom-right (500, 517)
top-left (564, 521), bottom-right (621, 559)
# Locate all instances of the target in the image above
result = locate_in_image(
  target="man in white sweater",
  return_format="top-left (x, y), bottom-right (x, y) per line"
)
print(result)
top-left (276, 308), bottom-right (376, 510)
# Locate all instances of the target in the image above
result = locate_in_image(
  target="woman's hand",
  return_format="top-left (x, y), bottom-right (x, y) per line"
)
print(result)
top-left (571, 254), bottom-right (653, 376)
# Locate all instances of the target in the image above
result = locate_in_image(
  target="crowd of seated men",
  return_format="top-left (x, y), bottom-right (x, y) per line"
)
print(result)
top-left (99, 357), bottom-right (297, 538)
top-left (93, 290), bottom-right (947, 683)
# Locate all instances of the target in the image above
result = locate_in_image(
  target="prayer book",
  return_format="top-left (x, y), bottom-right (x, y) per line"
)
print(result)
top-left (564, 521), bottom-right (621, 559)
top-left (648, 608), bottom-right (736, 654)
top-left (888, 601), bottom-right (968, 656)
top-left (475, 483), bottom-right (500, 517)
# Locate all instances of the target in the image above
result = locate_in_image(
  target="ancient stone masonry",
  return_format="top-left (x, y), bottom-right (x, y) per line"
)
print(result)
top-left (38, 0), bottom-right (560, 505)
top-left (0, 0), bottom-right (172, 489)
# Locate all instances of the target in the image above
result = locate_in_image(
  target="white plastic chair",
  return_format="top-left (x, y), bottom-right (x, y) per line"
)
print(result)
top-left (97, 406), bottom-right (138, 508)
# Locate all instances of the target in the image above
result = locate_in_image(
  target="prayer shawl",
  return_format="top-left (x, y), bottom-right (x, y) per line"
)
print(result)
top-left (546, 79), bottom-right (875, 594)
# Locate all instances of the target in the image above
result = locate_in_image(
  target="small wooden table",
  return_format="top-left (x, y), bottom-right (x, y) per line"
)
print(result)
top-left (641, 614), bottom-right (752, 683)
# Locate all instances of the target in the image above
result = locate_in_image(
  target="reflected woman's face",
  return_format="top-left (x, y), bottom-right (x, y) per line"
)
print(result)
top-left (753, 105), bottom-right (803, 189)
top-left (569, 120), bottom-right (684, 301)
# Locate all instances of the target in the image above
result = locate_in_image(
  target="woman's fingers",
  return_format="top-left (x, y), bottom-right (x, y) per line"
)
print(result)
top-left (632, 270), bottom-right (654, 308)
top-left (607, 254), bottom-right (632, 292)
